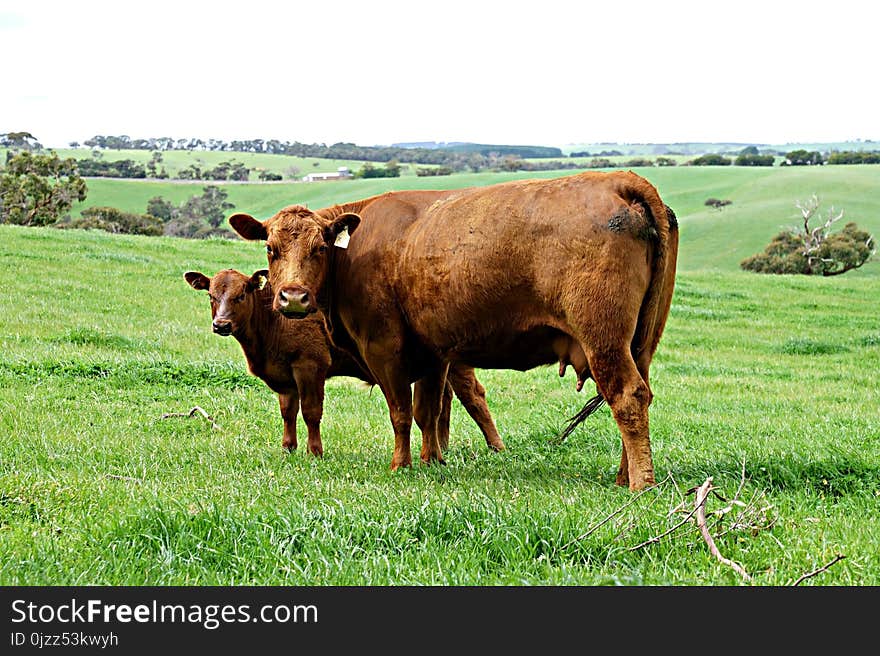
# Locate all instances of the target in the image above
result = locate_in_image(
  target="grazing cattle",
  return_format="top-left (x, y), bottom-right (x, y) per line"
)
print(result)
top-left (184, 268), bottom-right (504, 456)
top-left (229, 170), bottom-right (678, 490)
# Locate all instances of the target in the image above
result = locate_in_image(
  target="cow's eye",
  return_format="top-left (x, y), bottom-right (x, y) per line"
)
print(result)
top-left (235, 294), bottom-right (245, 303)
top-left (266, 245), bottom-right (273, 257)
top-left (317, 244), bottom-right (327, 254)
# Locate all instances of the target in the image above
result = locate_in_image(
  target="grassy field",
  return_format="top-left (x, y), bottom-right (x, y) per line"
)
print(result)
top-left (1, 167), bottom-right (878, 585)
top-left (0, 147), bottom-right (414, 181)
top-left (73, 165), bottom-right (880, 276)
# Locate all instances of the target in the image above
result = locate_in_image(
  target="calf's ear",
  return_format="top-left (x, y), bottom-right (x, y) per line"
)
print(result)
top-left (184, 271), bottom-right (211, 290)
top-left (323, 212), bottom-right (361, 249)
top-left (248, 269), bottom-right (269, 291)
top-left (229, 213), bottom-right (268, 241)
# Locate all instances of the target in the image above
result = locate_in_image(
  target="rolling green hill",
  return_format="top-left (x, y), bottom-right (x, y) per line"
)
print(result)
top-left (71, 166), bottom-right (880, 277)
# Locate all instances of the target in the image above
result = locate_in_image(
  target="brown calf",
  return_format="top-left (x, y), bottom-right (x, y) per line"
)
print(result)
top-left (184, 269), bottom-right (504, 455)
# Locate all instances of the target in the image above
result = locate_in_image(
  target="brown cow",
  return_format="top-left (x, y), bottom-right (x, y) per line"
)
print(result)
top-left (229, 170), bottom-right (678, 490)
top-left (184, 268), bottom-right (504, 456)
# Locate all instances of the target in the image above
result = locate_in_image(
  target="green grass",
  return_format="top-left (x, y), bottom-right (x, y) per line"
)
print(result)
top-left (2, 167), bottom-right (879, 585)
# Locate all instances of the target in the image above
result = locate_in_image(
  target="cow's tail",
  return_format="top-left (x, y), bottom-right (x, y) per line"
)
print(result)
top-left (557, 171), bottom-right (678, 441)
top-left (622, 172), bottom-right (679, 375)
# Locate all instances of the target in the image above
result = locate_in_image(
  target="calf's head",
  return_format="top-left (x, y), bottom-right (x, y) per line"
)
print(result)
top-left (184, 269), bottom-right (268, 336)
top-left (229, 205), bottom-right (360, 318)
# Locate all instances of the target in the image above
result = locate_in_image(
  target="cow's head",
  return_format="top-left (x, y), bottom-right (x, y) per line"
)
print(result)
top-left (184, 268), bottom-right (268, 336)
top-left (229, 205), bottom-right (360, 318)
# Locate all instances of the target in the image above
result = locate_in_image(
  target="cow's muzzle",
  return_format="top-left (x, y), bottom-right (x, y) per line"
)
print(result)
top-left (212, 320), bottom-right (233, 336)
top-left (276, 286), bottom-right (315, 318)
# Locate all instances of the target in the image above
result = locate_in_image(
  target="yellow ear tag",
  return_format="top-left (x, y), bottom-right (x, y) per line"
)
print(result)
top-left (257, 275), bottom-right (268, 290)
top-left (334, 226), bottom-right (350, 249)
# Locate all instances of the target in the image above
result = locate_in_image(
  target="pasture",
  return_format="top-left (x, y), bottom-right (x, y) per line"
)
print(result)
top-left (1, 166), bottom-right (878, 585)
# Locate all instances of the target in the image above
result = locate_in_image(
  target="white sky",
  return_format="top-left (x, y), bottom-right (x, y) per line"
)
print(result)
top-left (2, 0), bottom-right (878, 148)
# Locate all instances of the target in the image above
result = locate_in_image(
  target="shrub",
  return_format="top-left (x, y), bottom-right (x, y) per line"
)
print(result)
top-left (60, 206), bottom-right (163, 236)
top-left (735, 154), bottom-right (775, 166)
top-left (741, 195), bottom-right (875, 276)
top-left (689, 154), bottom-right (732, 166)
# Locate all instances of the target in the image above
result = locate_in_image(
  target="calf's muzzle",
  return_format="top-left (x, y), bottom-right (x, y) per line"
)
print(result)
top-left (212, 320), bottom-right (233, 336)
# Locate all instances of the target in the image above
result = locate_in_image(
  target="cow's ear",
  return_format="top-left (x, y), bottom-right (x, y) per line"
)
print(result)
top-left (184, 271), bottom-right (211, 291)
top-left (324, 212), bottom-right (361, 249)
top-left (248, 269), bottom-right (269, 291)
top-left (229, 213), bottom-right (268, 241)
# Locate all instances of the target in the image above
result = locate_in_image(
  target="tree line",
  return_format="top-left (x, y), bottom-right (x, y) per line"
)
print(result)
top-left (0, 149), bottom-right (239, 239)
top-left (79, 135), bottom-right (563, 167)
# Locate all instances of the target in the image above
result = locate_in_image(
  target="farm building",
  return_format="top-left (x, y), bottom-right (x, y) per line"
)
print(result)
top-left (302, 167), bottom-right (353, 182)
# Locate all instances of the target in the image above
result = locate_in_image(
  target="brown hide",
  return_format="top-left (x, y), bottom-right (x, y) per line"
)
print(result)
top-left (184, 269), bottom-right (504, 456)
top-left (230, 170), bottom-right (678, 490)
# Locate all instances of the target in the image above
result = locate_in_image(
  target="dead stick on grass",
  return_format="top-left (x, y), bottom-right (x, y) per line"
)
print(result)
top-left (161, 406), bottom-right (220, 430)
top-left (628, 500), bottom-right (702, 551)
top-left (104, 474), bottom-right (143, 483)
top-left (561, 474), bottom-right (670, 550)
top-left (792, 554), bottom-right (846, 586)
top-left (694, 477), bottom-right (752, 581)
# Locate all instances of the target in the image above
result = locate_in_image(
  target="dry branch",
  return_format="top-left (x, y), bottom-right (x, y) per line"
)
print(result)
top-left (161, 405), bottom-right (220, 430)
top-left (792, 554), bottom-right (846, 586)
top-left (628, 493), bottom-right (703, 551)
top-left (694, 477), bottom-right (752, 581)
top-left (104, 474), bottom-right (143, 483)
top-left (561, 474), bottom-right (670, 550)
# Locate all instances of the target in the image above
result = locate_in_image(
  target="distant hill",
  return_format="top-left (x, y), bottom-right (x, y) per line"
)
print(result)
top-left (439, 143), bottom-right (564, 158)
top-left (391, 141), bottom-right (466, 149)
top-left (561, 140), bottom-right (880, 156)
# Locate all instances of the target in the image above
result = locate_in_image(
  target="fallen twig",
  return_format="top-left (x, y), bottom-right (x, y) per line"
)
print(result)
top-left (629, 492), bottom-right (703, 551)
top-left (104, 474), bottom-right (143, 483)
top-left (161, 406), bottom-right (220, 430)
top-left (561, 474), bottom-right (670, 550)
top-left (791, 553), bottom-right (846, 586)
top-left (694, 477), bottom-right (752, 581)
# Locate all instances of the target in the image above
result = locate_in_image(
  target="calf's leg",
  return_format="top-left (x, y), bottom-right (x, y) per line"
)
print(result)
top-left (293, 364), bottom-right (326, 457)
top-left (447, 365), bottom-right (505, 451)
top-left (437, 380), bottom-right (453, 451)
top-left (412, 362), bottom-right (449, 465)
top-left (278, 391), bottom-right (300, 451)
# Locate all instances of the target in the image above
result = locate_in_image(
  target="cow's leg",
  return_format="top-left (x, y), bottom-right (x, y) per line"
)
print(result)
top-left (585, 347), bottom-right (655, 491)
top-left (293, 364), bottom-right (326, 457)
top-left (373, 370), bottom-right (414, 470)
top-left (437, 380), bottom-right (453, 451)
top-left (447, 365), bottom-right (505, 452)
top-left (278, 391), bottom-right (300, 451)
top-left (412, 362), bottom-right (449, 465)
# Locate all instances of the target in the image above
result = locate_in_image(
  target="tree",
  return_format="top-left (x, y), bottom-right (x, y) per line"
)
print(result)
top-left (782, 150), bottom-right (824, 166)
top-left (741, 195), bottom-right (875, 276)
top-left (179, 185), bottom-right (234, 228)
top-left (145, 196), bottom-right (176, 221)
top-left (0, 151), bottom-right (87, 226)
top-left (0, 131), bottom-right (41, 150)
top-left (146, 151), bottom-right (163, 177)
